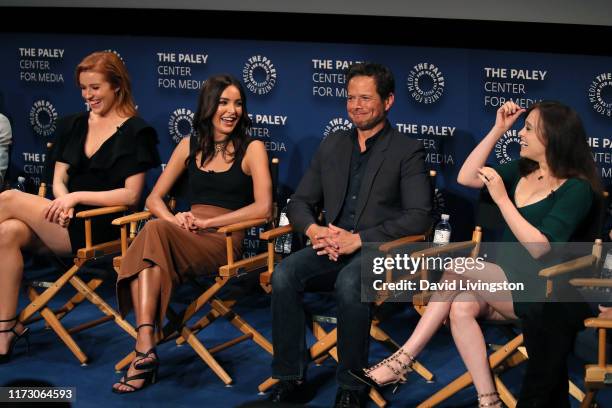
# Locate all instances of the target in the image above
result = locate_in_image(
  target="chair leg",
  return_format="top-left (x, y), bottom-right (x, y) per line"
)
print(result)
top-left (494, 374), bottom-right (516, 408)
top-left (581, 389), bottom-right (596, 408)
top-left (418, 334), bottom-right (524, 408)
top-left (54, 278), bottom-right (104, 322)
top-left (210, 298), bottom-right (273, 354)
top-left (69, 275), bottom-right (137, 339)
top-left (27, 287), bottom-right (88, 365)
top-left (258, 377), bottom-right (278, 393)
top-left (175, 301), bottom-right (234, 345)
top-left (179, 325), bottom-right (233, 385)
top-left (569, 379), bottom-right (585, 403)
top-left (19, 264), bottom-right (81, 321)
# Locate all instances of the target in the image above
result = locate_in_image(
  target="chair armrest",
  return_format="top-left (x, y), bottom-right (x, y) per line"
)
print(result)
top-left (378, 234), bottom-right (426, 253)
top-left (112, 211), bottom-right (153, 226)
top-left (217, 218), bottom-right (268, 233)
top-left (260, 225), bottom-right (293, 240)
top-left (538, 254), bottom-right (597, 279)
top-left (75, 205), bottom-right (128, 219)
top-left (585, 317), bottom-right (612, 329)
top-left (570, 278), bottom-right (612, 288)
top-left (410, 240), bottom-right (477, 258)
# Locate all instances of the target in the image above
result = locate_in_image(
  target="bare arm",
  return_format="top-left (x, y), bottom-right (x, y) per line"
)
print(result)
top-left (193, 140), bottom-right (272, 229)
top-left (457, 101), bottom-right (525, 188)
top-left (46, 161), bottom-right (146, 224)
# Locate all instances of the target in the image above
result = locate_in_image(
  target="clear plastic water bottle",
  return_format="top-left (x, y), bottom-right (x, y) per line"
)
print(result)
top-left (14, 176), bottom-right (26, 192)
top-left (599, 249), bottom-right (612, 292)
top-left (432, 214), bottom-right (451, 246)
top-left (275, 199), bottom-right (292, 254)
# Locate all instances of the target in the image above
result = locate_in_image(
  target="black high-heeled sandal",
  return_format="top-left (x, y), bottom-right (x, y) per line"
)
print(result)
top-left (111, 366), bottom-right (158, 394)
top-left (349, 348), bottom-right (415, 394)
top-left (0, 316), bottom-right (30, 364)
top-left (132, 323), bottom-right (158, 371)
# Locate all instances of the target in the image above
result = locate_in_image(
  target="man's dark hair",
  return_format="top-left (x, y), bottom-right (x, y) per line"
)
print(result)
top-left (346, 62), bottom-right (395, 100)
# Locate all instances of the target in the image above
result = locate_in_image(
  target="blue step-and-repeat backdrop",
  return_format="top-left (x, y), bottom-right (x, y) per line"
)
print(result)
top-left (1, 32), bottom-right (611, 243)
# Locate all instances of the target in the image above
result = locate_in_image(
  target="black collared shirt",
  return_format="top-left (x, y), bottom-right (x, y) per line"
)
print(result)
top-left (335, 121), bottom-right (388, 231)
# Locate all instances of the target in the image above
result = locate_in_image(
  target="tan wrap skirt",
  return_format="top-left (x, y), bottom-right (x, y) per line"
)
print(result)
top-left (116, 204), bottom-right (244, 326)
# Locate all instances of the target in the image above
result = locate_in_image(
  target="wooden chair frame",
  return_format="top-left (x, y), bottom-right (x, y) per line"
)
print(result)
top-left (111, 209), bottom-right (273, 385)
top-left (569, 277), bottom-right (612, 407)
top-left (415, 229), bottom-right (601, 408)
top-left (257, 226), bottom-right (436, 408)
top-left (20, 198), bottom-right (137, 365)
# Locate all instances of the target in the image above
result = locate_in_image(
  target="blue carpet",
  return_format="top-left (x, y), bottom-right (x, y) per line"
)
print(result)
top-left (1, 265), bottom-right (611, 408)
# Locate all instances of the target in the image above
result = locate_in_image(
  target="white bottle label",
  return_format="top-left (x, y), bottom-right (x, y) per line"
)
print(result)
top-left (278, 212), bottom-right (289, 227)
top-left (604, 251), bottom-right (612, 270)
top-left (433, 230), bottom-right (450, 245)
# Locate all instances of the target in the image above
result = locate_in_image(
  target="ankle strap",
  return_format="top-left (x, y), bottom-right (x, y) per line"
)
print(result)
top-left (478, 391), bottom-right (499, 399)
top-left (136, 323), bottom-right (155, 331)
top-left (478, 391), bottom-right (501, 407)
top-left (0, 317), bottom-right (17, 333)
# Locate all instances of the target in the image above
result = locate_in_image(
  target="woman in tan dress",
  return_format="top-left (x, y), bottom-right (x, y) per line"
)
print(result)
top-left (112, 75), bottom-right (272, 393)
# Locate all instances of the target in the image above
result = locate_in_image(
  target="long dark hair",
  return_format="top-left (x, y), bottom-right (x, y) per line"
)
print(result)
top-left (189, 74), bottom-right (252, 168)
top-left (519, 100), bottom-right (602, 194)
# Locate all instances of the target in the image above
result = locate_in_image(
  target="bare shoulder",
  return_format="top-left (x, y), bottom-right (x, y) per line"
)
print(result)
top-left (245, 139), bottom-right (268, 159)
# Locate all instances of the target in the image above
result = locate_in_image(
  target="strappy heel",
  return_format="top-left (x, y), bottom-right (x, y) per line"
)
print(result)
top-left (0, 316), bottom-right (30, 364)
top-left (132, 323), bottom-right (158, 371)
top-left (111, 367), bottom-right (158, 394)
top-left (349, 348), bottom-right (415, 394)
top-left (478, 391), bottom-right (502, 407)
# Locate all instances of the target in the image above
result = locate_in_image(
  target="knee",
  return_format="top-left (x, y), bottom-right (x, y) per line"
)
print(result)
top-left (334, 268), bottom-right (361, 306)
top-left (449, 300), bottom-right (480, 322)
top-left (0, 189), bottom-right (18, 213)
top-left (271, 260), bottom-right (297, 294)
top-left (0, 219), bottom-right (29, 247)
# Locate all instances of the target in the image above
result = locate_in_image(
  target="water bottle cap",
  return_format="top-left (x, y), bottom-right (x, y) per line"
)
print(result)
top-left (17, 176), bottom-right (26, 183)
top-left (441, 214), bottom-right (449, 220)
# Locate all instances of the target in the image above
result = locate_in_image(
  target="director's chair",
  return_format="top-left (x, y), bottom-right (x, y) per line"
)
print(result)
top-left (111, 159), bottom-right (280, 385)
top-left (19, 143), bottom-right (138, 365)
top-left (414, 229), bottom-right (601, 407)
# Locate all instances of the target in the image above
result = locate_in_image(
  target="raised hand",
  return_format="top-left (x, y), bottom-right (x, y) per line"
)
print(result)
top-left (494, 101), bottom-right (526, 132)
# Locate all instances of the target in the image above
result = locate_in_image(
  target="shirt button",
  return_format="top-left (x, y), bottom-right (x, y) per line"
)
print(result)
top-left (351, 195), bottom-right (357, 200)
top-left (350, 214), bottom-right (355, 218)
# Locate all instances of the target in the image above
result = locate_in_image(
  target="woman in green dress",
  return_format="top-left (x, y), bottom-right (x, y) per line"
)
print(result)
top-left (350, 100), bottom-right (601, 407)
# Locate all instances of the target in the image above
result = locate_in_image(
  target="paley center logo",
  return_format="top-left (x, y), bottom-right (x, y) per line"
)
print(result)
top-left (29, 100), bottom-right (58, 137)
top-left (323, 117), bottom-right (353, 139)
top-left (242, 55), bottom-right (277, 95)
top-left (494, 129), bottom-right (521, 164)
top-left (406, 62), bottom-right (445, 104)
top-left (168, 108), bottom-right (194, 143)
top-left (588, 73), bottom-right (612, 118)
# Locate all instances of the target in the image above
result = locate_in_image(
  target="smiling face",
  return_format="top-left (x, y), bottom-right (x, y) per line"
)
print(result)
top-left (518, 108), bottom-right (547, 162)
top-left (346, 75), bottom-right (393, 131)
top-left (212, 85), bottom-right (243, 141)
top-left (79, 71), bottom-right (118, 116)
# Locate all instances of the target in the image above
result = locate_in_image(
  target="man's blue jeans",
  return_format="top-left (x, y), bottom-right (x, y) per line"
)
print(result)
top-left (271, 246), bottom-right (371, 390)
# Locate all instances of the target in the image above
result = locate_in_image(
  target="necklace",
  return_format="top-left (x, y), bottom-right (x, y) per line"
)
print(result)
top-left (214, 139), bottom-right (228, 154)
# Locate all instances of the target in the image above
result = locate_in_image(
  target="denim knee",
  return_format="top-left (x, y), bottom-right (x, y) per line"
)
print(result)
top-left (334, 268), bottom-right (362, 306)
top-left (271, 258), bottom-right (298, 294)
